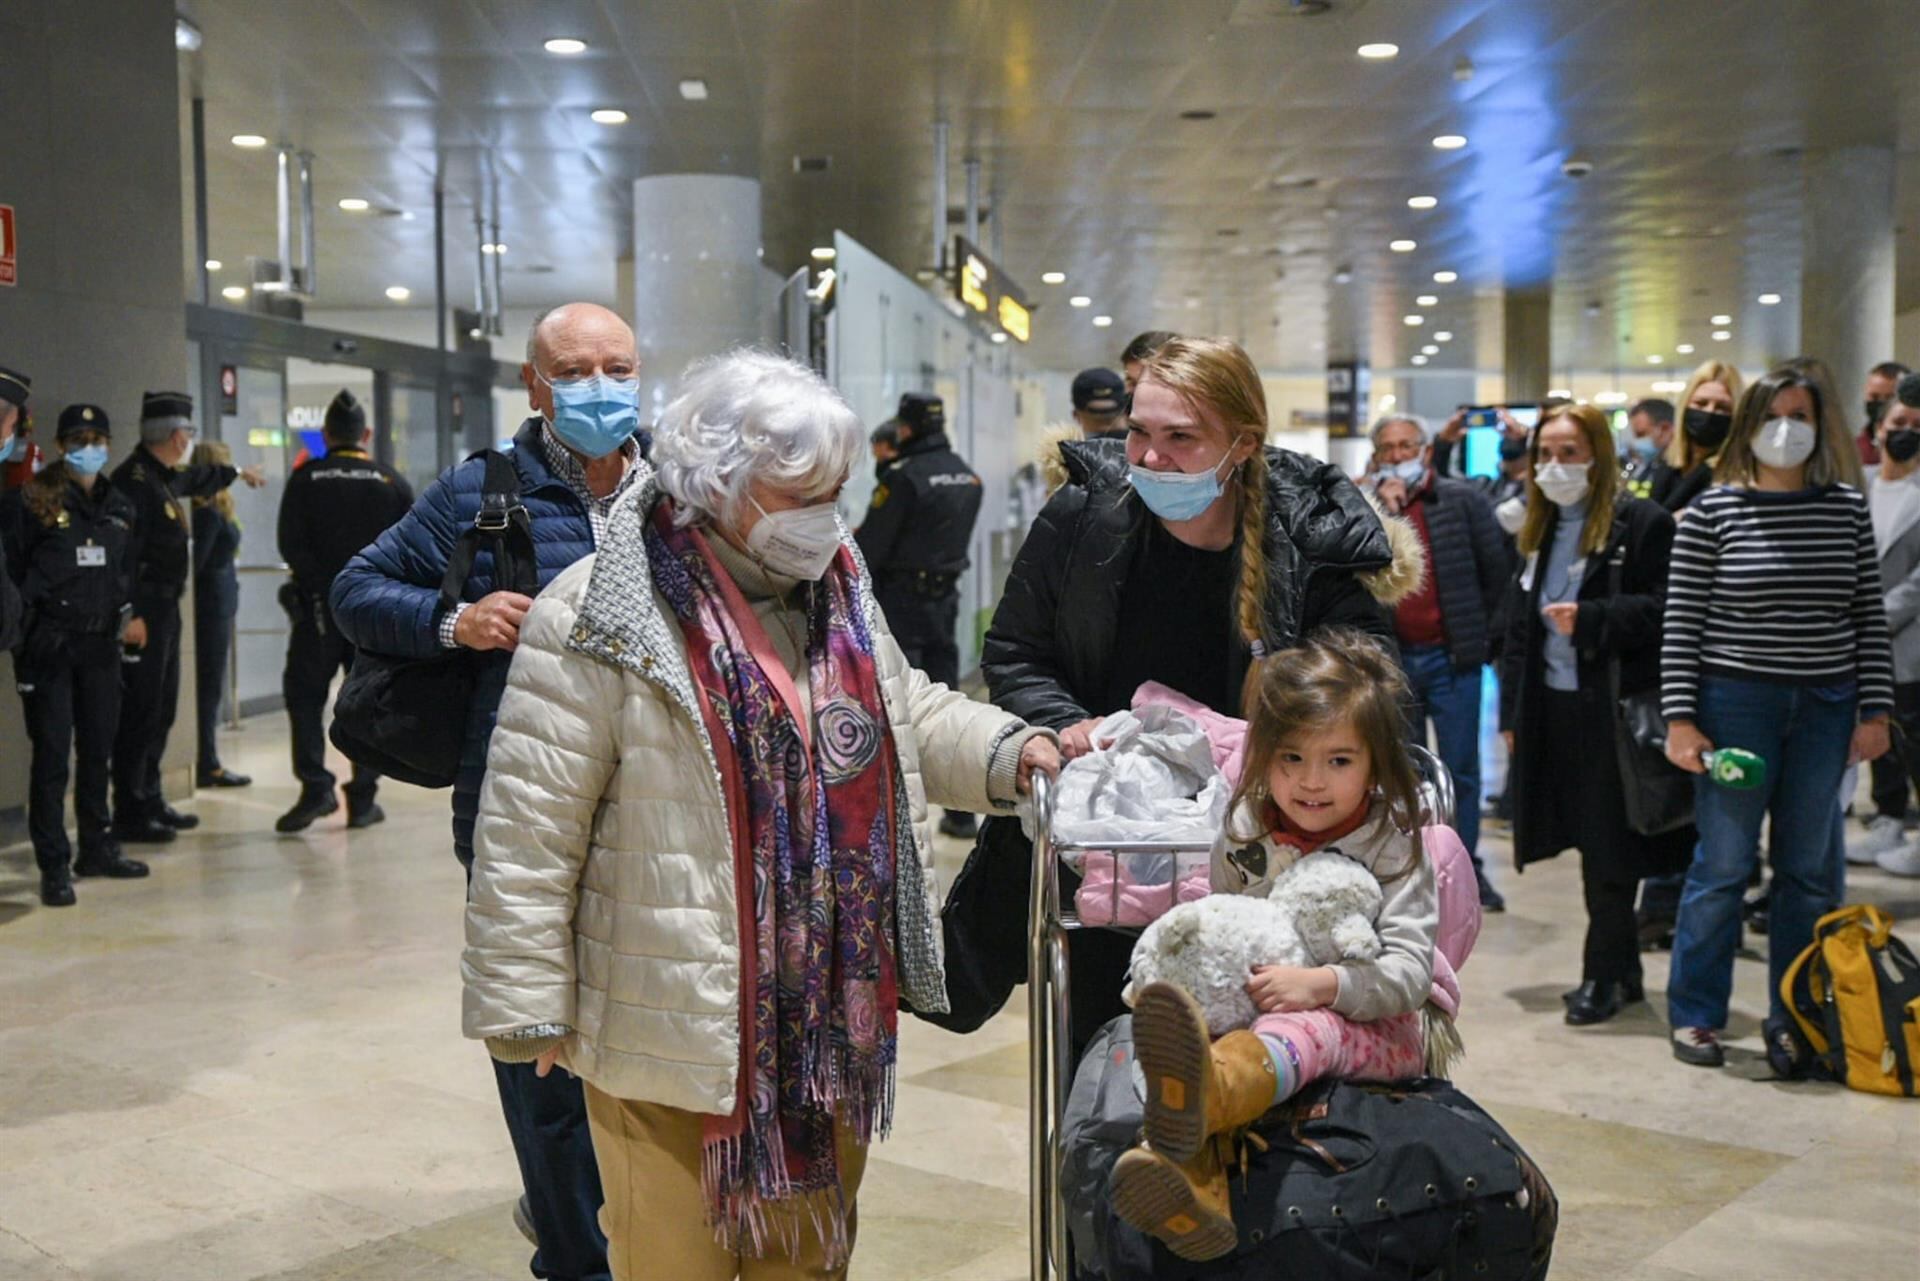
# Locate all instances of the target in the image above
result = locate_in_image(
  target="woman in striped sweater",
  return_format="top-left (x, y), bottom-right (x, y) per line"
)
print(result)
top-left (1659, 366), bottom-right (1894, 1069)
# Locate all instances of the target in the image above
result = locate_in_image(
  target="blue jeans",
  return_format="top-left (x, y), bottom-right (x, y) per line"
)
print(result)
top-left (1402, 644), bottom-right (1483, 863)
top-left (492, 1057), bottom-right (610, 1281)
top-left (1667, 677), bottom-right (1854, 1029)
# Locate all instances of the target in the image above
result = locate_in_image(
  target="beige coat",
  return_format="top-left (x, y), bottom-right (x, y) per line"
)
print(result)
top-left (462, 470), bottom-right (1024, 1113)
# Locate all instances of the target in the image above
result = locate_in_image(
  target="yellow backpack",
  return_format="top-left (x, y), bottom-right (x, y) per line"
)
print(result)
top-left (1778, 905), bottom-right (1920, 1096)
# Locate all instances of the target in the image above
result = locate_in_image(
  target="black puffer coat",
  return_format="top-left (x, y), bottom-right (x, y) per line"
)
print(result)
top-left (983, 438), bottom-right (1399, 729)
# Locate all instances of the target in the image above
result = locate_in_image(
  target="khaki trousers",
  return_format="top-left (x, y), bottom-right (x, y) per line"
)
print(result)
top-left (584, 1085), bottom-right (870, 1281)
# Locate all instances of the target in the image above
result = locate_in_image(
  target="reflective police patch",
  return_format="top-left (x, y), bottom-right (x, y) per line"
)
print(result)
top-left (870, 484), bottom-right (890, 509)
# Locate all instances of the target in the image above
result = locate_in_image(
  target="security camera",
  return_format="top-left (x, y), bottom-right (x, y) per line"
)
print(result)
top-left (1562, 152), bottom-right (1595, 180)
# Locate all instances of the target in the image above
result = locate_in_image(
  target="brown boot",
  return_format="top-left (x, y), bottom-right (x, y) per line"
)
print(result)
top-left (1133, 981), bottom-right (1277, 1164)
top-left (1110, 1142), bottom-right (1238, 1262)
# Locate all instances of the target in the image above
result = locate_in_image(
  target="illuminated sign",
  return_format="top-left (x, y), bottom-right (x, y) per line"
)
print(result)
top-left (247, 428), bottom-right (286, 447)
top-left (950, 236), bottom-right (1032, 343)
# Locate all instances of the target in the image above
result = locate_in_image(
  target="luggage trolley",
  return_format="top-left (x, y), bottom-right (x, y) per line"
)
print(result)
top-left (1024, 747), bottom-right (1457, 1280)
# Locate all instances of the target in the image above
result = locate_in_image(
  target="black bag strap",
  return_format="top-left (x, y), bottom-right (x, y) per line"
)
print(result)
top-left (438, 450), bottom-right (537, 611)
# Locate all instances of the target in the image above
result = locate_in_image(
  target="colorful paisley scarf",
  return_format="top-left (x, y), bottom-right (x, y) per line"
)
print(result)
top-left (646, 505), bottom-right (902, 1265)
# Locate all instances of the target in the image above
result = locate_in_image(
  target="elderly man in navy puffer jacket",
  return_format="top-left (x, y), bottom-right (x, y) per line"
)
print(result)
top-left (331, 302), bottom-right (646, 1281)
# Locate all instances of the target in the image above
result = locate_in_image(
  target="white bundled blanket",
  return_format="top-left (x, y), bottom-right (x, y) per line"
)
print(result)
top-left (1029, 704), bottom-right (1230, 859)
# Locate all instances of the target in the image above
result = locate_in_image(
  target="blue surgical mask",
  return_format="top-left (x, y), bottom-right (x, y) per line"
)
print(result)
top-left (1129, 449), bottom-right (1232, 522)
top-left (0, 431), bottom-right (15, 466)
top-left (1386, 458), bottom-right (1427, 488)
top-left (1628, 434), bottom-right (1659, 461)
top-left (66, 443), bottom-right (110, 476)
top-left (540, 372), bottom-right (640, 459)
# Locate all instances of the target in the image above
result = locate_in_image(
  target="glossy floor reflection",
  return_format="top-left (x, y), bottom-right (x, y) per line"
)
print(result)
top-left (1, 714), bottom-right (1916, 1281)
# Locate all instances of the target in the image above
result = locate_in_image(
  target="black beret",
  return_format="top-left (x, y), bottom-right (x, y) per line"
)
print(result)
top-left (0, 365), bottom-right (29, 410)
top-left (325, 388), bottom-right (366, 438)
top-left (141, 390), bottom-right (195, 426)
top-left (57, 403), bottom-right (110, 442)
top-left (897, 392), bottom-right (944, 433)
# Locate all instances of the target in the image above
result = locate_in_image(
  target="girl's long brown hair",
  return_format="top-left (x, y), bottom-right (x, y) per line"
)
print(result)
top-left (1228, 628), bottom-right (1426, 880)
top-left (1136, 336), bottom-right (1272, 649)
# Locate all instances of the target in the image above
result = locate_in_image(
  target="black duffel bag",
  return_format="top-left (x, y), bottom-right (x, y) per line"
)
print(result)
top-left (329, 451), bottom-right (537, 789)
top-left (1061, 1016), bottom-right (1557, 1281)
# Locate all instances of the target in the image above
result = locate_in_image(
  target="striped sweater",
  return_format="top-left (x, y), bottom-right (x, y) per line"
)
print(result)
top-left (1660, 484), bottom-right (1893, 722)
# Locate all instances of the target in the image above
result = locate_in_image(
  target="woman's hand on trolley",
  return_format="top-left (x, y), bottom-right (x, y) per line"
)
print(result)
top-left (1016, 736), bottom-right (1063, 794)
top-left (1059, 716), bottom-right (1111, 761)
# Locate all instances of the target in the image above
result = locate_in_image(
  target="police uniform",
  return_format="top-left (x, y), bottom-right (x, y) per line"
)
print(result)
top-left (0, 365), bottom-right (30, 654)
top-left (275, 390), bottom-right (414, 831)
top-left (110, 391), bottom-right (245, 842)
top-left (3, 403), bottom-right (148, 903)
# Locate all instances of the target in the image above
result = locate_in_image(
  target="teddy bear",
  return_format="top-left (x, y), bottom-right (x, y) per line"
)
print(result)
top-left (1127, 850), bottom-right (1386, 1036)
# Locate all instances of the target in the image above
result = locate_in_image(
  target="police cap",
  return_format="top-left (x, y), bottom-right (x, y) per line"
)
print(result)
top-left (0, 365), bottom-right (29, 410)
top-left (57, 403), bottom-right (111, 442)
top-left (897, 392), bottom-right (944, 435)
top-left (141, 390), bottom-right (195, 430)
top-left (325, 388), bottom-right (367, 441)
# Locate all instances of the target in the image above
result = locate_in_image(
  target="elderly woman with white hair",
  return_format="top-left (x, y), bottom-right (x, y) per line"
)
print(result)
top-left (461, 349), bottom-right (1059, 1280)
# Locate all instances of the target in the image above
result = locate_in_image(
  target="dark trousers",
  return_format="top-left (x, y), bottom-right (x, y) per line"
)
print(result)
top-left (18, 631), bottom-right (121, 873)
top-left (1402, 644), bottom-right (1483, 863)
top-left (113, 602), bottom-right (181, 825)
top-left (283, 607), bottom-right (378, 808)
top-left (1868, 680), bottom-right (1920, 820)
top-left (491, 1058), bottom-right (610, 1281)
top-left (195, 603), bottom-right (234, 773)
top-left (875, 583), bottom-right (962, 689)
top-left (1540, 690), bottom-right (1641, 983)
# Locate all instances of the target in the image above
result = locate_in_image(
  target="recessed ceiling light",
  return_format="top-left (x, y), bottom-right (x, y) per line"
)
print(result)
top-left (1676, 343), bottom-right (1695, 354)
top-left (1357, 42), bottom-right (1400, 59)
top-left (1407, 195), bottom-right (1437, 210)
top-left (1757, 292), bottom-right (1781, 305)
top-left (1647, 354), bottom-right (1663, 364)
top-left (220, 285), bottom-right (247, 301)
top-left (1389, 239), bottom-right (1417, 253)
top-left (337, 197), bottom-right (370, 212)
top-left (1403, 314), bottom-right (1425, 326)
top-left (990, 331), bottom-right (1009, 344)
top-left (810, 246), bottom-right (836, 261)
top-left (1712, 329), bottom-right (1732, 341)
top-left (1041, 271), bottom-right (1066, 285)
top-left (1548, 388), bottom-right (1573, 399)
top-left (544, 37), bottom-right (587, 54)
top-left (1092, 315), bottom-right (1114, 328)
top-left (1432, 134), bottom-right (1467, 150)
top-left (204, 259), bottom-right (222, 271)
top-left (679, 78), bottom-right (709, 101)
top-left (1710, 314), bottom-right (1732, 325)
top-left (1422, 344), bottom-right (1439, 355)
top-left (482, 243), bottom-right (510, 255)
top-left (1069, 295), bottom-right (1092, 308)
top-left (1416, 294), bottom-right (1438, 306)
top-left (174, 17), bottom-right (202, 51)
top-left (385, 285), bottom-right (411, 302)
top-left (231, 134), bottom-right (267, 148)
top-left (1411, 354), bottom-right (1429, 365)
top-left (1434, 331), bottom-right (1453, 341)
top-left (1432, 270), bottom-right (1458, 283)
top-left (590, 108), bottom-right (629, 125)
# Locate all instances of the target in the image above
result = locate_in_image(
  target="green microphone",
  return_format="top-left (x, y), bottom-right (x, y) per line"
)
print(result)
top-left (1701, 747), bottom-right (1766, 790)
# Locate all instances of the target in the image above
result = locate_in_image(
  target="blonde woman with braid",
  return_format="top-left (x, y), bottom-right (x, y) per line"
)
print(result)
top-left (943, 336), bottom-right (1424, 1057)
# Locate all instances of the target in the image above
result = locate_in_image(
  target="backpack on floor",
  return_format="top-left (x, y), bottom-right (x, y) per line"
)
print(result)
top-left (1776, 905), bottom-right (1920, 1097)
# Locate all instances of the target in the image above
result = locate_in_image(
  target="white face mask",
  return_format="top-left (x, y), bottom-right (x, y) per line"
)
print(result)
top-left (746, 497), bottom-right (843, 580)
top-left (1534, 460), bottom-right (1591, 508)
top-left (1752, 416), bottom-right (1818, 470)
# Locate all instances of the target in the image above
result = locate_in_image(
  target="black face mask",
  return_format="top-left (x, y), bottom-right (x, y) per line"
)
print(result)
top-left (1885, 430), bottom-right (1920, 463)
top-left (1682, 407), bottom-right (1732, 450)
top-left (1867, 399), bottom-right (1890, 427)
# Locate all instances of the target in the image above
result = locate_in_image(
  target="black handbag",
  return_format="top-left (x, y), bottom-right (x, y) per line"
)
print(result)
top-left (329, 451), bottom-right (539, 788)
top-left (1606, 547), bottom-right (1695, 836)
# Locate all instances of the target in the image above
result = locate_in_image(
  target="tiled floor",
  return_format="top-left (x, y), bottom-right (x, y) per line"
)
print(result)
top-left (2, 715), bottom-right (1917, 1281)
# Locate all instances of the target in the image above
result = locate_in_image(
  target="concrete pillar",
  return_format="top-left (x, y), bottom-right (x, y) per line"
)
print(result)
top-left (630, 175), bottom-right (763, 422)
top-left (1503, 288), bottom-right (1551, 403)
top-left (1801, 146), bottom-right (1895, 419)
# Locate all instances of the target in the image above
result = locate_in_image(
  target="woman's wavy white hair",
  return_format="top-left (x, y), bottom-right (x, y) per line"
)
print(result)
top-left (653, 348), bottom-right (864, 529)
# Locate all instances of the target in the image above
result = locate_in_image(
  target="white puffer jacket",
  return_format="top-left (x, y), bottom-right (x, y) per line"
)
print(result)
top-left (462, 470), bottom-right (1026, 1114)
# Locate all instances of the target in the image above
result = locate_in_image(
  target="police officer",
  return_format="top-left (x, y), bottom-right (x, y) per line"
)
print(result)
top-left (2, 404), bottom-right (146, 905)
top-left (274, 390), bottom-right (414, 833)
top-left (854, 391), bottom-right (985, 837)
top-left (110, 391), bottom-right (265, 844)
top-left (0, 365), bottom-right (30, 652)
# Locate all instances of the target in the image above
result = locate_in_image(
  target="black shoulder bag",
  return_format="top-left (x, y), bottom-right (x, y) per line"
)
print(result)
top-left (1606, 540), bottom-right (1695, 836)
top-left (330, 452), bottom-right (538, 788)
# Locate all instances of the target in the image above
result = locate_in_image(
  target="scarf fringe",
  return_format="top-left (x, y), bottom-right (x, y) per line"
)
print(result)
top-left (1423, 1005), bottom-right (1464, 1078)
top-left (702, 1135), bottom-right (857, 1269)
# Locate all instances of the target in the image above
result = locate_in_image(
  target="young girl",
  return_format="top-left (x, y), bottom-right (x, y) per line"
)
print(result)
top-left (1111, 629), bottom-right (1450, 1262)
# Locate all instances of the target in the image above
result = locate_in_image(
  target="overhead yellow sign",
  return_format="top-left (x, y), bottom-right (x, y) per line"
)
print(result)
top-left (950, 236), bottom-right (1032, 343)
top-left (998, 293), bottom-right (1031, 343)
